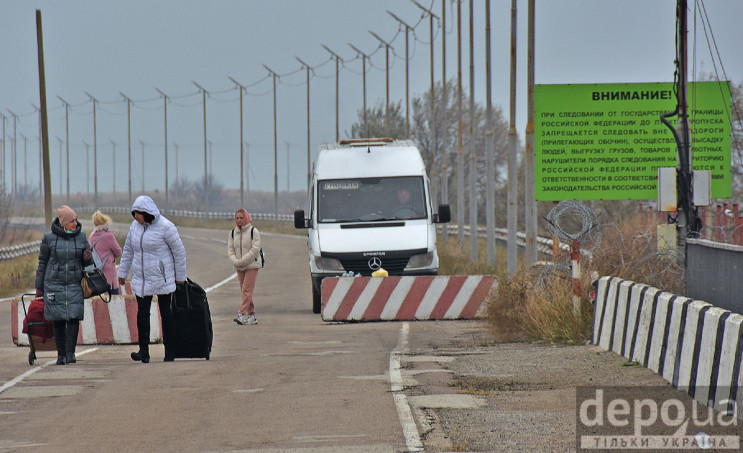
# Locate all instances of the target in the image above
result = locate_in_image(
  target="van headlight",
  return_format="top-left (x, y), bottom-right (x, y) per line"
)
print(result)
top-left (406, 251), bottom-right (434, 269)
top-left (313, 256), bottom-right (344, 271)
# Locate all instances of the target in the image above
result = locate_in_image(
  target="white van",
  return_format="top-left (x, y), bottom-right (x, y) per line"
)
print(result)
top-left (294, 138), bottom-right (451, 313)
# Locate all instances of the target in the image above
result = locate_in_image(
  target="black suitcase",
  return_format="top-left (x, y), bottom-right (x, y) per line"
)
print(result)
top-left (165, 279), bottom-right (213, 360)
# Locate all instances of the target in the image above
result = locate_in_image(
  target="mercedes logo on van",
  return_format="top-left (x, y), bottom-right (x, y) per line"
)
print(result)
top-left (368, 257), bottom-right (382, 270)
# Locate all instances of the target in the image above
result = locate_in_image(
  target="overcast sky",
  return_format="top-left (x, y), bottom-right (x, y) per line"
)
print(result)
top-left (1, 0), bottom-right (742, 196)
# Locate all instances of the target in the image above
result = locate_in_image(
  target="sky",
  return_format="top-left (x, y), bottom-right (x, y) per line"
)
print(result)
top-left (1, 0), bottom-right (742, 198)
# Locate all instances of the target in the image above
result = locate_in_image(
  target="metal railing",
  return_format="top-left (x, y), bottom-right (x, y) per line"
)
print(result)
top-left (1, 211), bottom-right (563, 260)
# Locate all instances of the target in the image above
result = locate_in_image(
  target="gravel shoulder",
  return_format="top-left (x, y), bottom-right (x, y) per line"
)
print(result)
top-left (404, 320), bottom-right (670, 452)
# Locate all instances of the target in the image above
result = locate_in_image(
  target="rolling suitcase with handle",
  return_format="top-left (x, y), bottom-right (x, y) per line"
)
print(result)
top-left (165, 279), bottom-right (213, 360)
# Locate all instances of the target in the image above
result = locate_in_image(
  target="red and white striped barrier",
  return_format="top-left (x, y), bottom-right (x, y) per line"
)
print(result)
top-left (11, 283), bottom-right (162, 346)
top-left (321, 275), bottom-right (497, 322)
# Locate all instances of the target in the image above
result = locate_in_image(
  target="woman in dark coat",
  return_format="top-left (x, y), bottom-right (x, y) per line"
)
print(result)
top-left (35, 205), bottom-right (93, 365)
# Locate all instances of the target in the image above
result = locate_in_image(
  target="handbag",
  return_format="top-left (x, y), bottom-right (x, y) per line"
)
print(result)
top-left (81, 267), bottom-right (111, 302)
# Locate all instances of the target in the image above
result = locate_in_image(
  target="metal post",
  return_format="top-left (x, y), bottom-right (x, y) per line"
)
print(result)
top-left (441, 0), bottom-right (448, 241)
top-left (468, 0), bottom-right (477, 262)
top-left (156, 88), bottom-right (169, 210)
top-left (296, 57), bottom-right (312, 192)
top-left (85, 92), bottom-right (99, 208)
top-left (119, 92), bottom-right (133, 205)
top-left (348, 44), bottom-right (369, 128)
top-left (138, 140), bottom-right (145, 193)
top-left (109, 139), bottom-right (116, 196)
top-left (387, 12), bottom-right (412, 139)
top-left (525, 0), bottom-right (538, 266)
top-left (485, 0), bottom-right (495, 266)
top-left (229, 77), bottom-right (246, 208)
top-left (369, 31), bottom-right (393, 135)
top-left (263, 65), bottom-right (280, 229)
top-left (192, 81), bottom-right (209, 203)
top-left (321, 45), bottom-right (343, 143)
top-left (507, 0), bottom-right (519, 278)
top-left (457, 0), bottom-right (465, 245)
top-left (7, 110), bottom-right (17, 196)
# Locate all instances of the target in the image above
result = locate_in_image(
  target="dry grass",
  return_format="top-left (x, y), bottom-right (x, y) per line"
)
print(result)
top-left (0, 254), bottom-right (37, 299)
top-left (485, 213), bottom-right (684, 344)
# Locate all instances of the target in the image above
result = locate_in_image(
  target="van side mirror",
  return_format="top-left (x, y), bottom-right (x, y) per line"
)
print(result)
top-left (434, 204), bottom-right (451, 223)
top-left (294, 210), bottom-right (309, 229)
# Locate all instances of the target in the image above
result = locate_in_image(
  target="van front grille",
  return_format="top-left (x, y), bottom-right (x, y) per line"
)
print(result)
top-left (322, 249), bottom-right (427, 276)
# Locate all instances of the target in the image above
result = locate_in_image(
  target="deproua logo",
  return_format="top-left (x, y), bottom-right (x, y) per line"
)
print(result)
top-left (576, 387), bottom-right (740, 451)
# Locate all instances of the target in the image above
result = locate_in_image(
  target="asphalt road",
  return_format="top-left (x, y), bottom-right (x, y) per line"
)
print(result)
top-left (0, 225), bottom-right (428, 452)
top-left (0, 222), bottom-right (687, 452)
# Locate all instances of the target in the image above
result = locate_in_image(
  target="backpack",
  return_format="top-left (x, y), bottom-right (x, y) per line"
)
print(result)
top-left (232, 226), bottom-right (265, 268)
top-left (88, 233), bottom-right (111, 271)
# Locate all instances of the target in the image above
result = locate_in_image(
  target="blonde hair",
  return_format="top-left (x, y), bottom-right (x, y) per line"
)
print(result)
top-left (92, 210), bottom-right (112, 227)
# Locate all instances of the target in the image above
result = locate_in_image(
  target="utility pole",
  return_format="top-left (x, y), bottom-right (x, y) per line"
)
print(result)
top-left (0, 113), bottom-right (5, 193)
top-left (36, 10), bottom-right (52, 224)
top-left (413, 0), bottom-right (439, 213)
top-left (348, 43), bottom-right (370, 128)
top-left (57, 97), bottom-right (71, 203)
top-left (228, 77), bottom-right (246, 208)
top-left (369, 30), bottom-right (393, 135)
top-left (7, 109), bottom-right (17, 196)
top-left (263, 65), bottom-right (280, 229)
top-left (109, 139), bottom-right (116, 196)
top-left (525, 0), bottom-right (537, 266)
top-left (85, 91), bottom-right (99, 208)
top-left (507, 0), bottom-right (519, 278)
top-left (20, 134), bottom-right (27, 187)
top-left (295, 57), bottom-right (313, 191)
top-left (441, 0), bottom-right (448, 231)
top-left (485, 0), bottom-right (496, 266)
top-left (119, 92), bottom-right (133, 205)
top-left (387, 12), bottom-right (413, 139)
top-left (83, 140), bottom-right (90, 197)
top-left (31, 104), bottom-right (42, 200)
top-left (457, 0), bottom-right (465, 245)
top-left (192, 81), bottom-right (209, 203)
top-left (138, 140), bottom-right (145, 193)
top-left (321, 44), bottom-right (343, 142)
top-left (155, 88), bottom-right (169, 211)
top-left (284, 140), bottom-right (290, 192)
top-left (57, 137), bottom-right (63, 195)
top-left (468, 0), bottom-right (477, 262)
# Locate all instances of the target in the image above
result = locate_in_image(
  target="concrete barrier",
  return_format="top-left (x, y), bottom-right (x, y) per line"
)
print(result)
top-left (321, 275), bottom-right (496, 322)
top-left (11, 283), bottom-right (162, 346)
top-left (594, 276), bottom-right (743, 418)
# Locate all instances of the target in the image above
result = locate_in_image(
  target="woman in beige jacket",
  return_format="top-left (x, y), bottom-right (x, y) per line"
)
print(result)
top-left (227, 208), bottom-right (262, 325)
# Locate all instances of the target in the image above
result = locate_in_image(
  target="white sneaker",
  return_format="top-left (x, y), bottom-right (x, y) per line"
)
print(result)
top-left (245, 315), bottom-right (258, 325)
top-left (234, 313), bottom-right (246, 325)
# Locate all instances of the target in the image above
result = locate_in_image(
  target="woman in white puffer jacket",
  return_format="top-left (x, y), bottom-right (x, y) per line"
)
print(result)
top-left (117, 195), bottom-right (187, 363)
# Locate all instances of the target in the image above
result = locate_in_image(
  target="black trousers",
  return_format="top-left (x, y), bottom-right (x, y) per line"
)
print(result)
top-left (135, 293), bottom-right (173, 356)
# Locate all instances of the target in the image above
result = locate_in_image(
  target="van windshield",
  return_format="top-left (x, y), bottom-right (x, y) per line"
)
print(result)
top-left (318, 176), bottom-right (427, 223)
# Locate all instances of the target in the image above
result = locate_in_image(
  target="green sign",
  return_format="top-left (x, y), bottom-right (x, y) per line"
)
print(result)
top-left (535, 82), bottom-right (731, 201)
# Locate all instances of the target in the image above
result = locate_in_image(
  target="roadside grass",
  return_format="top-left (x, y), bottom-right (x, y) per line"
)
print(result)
top-left (0, 254), bottom-right (37, 299)
top-left (486, 214), bottom-right (684, 345)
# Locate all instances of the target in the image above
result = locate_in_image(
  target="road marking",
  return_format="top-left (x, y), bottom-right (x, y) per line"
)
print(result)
top-left (389, 322), bottom-right (423, 452)
top-left (0, 348), bottom-right (98, 395)
top-left (204, 273), bottom-right (237, 293)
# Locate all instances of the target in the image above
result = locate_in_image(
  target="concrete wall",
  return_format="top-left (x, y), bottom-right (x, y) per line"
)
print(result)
top-left (594, 276), bottom-right (743, 418)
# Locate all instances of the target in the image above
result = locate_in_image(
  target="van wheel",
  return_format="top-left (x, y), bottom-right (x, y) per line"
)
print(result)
top-left (312, 284), bottom-right (322, 314)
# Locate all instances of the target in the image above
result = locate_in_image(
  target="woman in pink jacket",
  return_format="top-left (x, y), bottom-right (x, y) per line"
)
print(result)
top-left (89, 211), bottom-right (123, 294)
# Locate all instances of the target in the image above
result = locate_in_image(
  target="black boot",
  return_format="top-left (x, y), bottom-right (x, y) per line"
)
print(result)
top-left (65, 320), bottom-right (79, 364)
top-left (53, 321), bottom-right (67, 365)
top-left (130, 351), bottom-right (150, 363)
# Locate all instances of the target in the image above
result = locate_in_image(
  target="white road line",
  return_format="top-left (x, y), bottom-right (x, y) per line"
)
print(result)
top-left (0, 348), bottom-right (98, 395)
top-left (204, 273), bottom-right (237, 293)
top-left (389, 322), bottom-right (423, 452)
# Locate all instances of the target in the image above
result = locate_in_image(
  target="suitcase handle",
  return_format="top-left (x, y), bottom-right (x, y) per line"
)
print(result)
top-left (171, 279), bottom-right (193, 313)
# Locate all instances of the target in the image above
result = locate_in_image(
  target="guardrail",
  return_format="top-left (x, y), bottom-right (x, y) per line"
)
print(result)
top-left (1, 211), bottom-right (563, 260)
